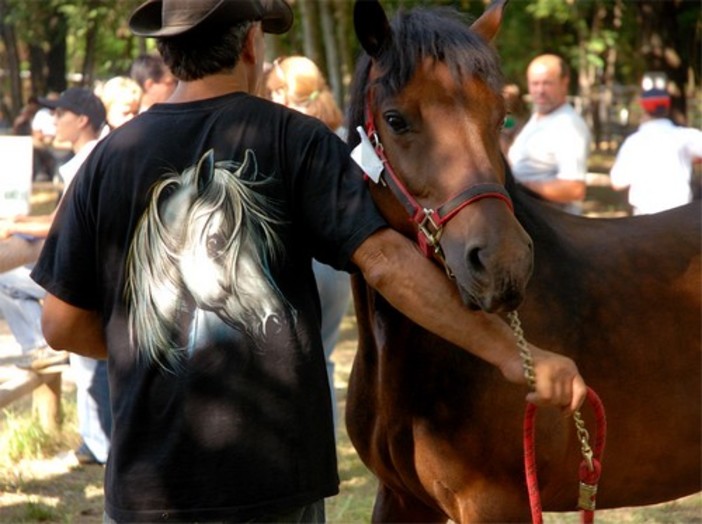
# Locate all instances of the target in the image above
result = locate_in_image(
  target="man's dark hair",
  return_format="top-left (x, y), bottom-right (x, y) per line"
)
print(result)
top-left (156, 22), bottom-right (252, 81)
top-left (130, 54), bottom-right (169, 89)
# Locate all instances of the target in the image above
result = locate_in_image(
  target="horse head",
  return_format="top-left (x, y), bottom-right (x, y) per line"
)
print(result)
top-left (349, 0), bottom-right (533, 313)
top-left (127, 149), bottom-right (291, 370)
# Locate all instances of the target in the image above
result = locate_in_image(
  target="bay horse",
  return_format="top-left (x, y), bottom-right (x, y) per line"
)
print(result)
top-left (345, 0), bottom-right (701, 522)
top-left (126, 149), bottom-right (292, 370)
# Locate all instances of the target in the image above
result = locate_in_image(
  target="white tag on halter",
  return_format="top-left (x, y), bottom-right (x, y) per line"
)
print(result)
top-left (351, 126), bottom-right (384, 184)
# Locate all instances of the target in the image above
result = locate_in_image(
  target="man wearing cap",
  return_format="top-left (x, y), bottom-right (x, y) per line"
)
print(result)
top-left (30, 1), bottom-right (586, 522)
top-left (610, 87), bottom-right (702, 215)
top-left (507, 54), bottom-right (591, 215)
top-left (0, 87), bottom-right (112, 465)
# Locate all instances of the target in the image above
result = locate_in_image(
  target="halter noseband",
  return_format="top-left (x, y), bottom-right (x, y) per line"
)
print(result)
top-left (362, 90), bottom-right (514, 271)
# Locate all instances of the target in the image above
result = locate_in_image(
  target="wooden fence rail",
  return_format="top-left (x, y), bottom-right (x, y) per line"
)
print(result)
top-left (0, 365), bottom-right (67, 431)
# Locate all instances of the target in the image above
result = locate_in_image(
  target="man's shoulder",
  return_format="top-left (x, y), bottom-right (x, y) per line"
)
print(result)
top-left (550, 104), bottom-right (589, 136)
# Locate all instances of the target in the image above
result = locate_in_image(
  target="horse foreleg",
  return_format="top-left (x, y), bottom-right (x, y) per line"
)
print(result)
top-left (372, 483), bottom-right (447, 523)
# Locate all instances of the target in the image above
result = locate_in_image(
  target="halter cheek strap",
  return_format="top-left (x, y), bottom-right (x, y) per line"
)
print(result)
top-left (362, 90), bottom-right (513, 265)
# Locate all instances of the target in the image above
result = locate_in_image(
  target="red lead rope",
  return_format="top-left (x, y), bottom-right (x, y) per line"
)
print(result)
top-left (523, 387), bottom-right (607, 524)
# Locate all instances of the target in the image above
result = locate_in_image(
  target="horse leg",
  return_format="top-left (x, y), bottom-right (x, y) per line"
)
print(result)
top-left (372, 483), bottom-right (447, 523)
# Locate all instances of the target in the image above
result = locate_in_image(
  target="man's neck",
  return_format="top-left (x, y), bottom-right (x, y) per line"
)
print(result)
top-left (73, 133), bottom-right (97, 154)
top-left (168, 70), bottom-right (254, 104)
top-left (536, 101), bottom-right (566, 119)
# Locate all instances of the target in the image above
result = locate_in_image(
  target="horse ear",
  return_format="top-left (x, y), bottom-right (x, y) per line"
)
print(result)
top-left (354, 0), bottom-right (392, 58)
top-left (471, 0), bottom-right (508, 43)
top-left (196, 149), bottom-right (215, 193)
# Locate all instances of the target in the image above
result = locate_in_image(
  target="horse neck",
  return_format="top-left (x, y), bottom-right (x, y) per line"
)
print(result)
top-left (504, 160), bottom-right (581, 265)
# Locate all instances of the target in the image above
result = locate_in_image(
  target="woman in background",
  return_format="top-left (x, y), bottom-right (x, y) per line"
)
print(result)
top-left (95, 76), bottom-right (142, 135)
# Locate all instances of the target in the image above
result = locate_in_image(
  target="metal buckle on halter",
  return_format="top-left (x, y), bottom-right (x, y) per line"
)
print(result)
top-left (418, 208), bottom-right (454, 278)
top-left (417, 208), bottom-right (442, 247)
top-left (368, 130), bottom-right (382, 150)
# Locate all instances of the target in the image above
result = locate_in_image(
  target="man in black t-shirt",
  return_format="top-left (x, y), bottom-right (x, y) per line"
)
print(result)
top-left (31, 1), bottom-right (587, 522)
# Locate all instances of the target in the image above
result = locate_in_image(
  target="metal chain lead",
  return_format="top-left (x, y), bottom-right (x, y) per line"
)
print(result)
top-left (573, 411), bottom-right (595, 472)
top-left (508, 311), bottom-right (596, 473)
top-left (507, 311), bottom-right (536, 391)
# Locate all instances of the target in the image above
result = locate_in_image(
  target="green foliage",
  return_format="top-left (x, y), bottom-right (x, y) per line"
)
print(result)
top-left (19, 498), bottom-right (60, 523)
top-left (0, 395), bottom-right (76, 464)
top-left (0, 410), bottom-right (54, 463)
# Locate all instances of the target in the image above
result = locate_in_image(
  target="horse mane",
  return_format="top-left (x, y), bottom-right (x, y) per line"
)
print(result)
top-left (347, 6), bottom-right (504, 149)
top-left (125, 150), bottom-right (287, 372)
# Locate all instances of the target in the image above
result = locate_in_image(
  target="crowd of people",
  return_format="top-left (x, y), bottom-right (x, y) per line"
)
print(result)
top-left (0, 52), bottom-right (176, 466)
top-left (502, 54), bottom-right (701, 215)
top-left (0, 0), bottom-right (698, 521)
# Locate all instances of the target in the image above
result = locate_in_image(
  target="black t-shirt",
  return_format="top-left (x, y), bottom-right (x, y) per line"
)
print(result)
top-left (31, 92), bottom-right (385, 522)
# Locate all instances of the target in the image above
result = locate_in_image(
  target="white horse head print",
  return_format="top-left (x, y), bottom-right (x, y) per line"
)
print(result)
top-left (126, 149), bottom-right (293, 370)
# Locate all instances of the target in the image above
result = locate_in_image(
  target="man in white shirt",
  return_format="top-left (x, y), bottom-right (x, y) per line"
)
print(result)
top-left (610, 88), bottom-right (702, 215)
top-left (0, 87), bottom-right (110, 465)
top-left (507, 54), bottom-right (590, 215)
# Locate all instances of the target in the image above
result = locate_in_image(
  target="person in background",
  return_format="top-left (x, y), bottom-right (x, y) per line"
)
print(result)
top-left (31, 91), bottom-right (59, 181)
top-left (129, 53), bottom-right (177, 112)
top-left (95, 76), bottom-right (142, 134)
top-left (0, 87), bottom-right (111, 465)
top-left (610, 87), bottom-right (702, 215)
top-left (500, 83), bottom-right (528, 156)
top-left (12, 96), bottom-right (40, 136)
top-left (266, 55), bottom-right (352, 430)
top-left (507, 54), bottom-right (590, 214)
top-left (31, 1), bottom-right (586, 521)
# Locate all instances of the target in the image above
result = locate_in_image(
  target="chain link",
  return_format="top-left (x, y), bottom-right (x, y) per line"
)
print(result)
top-left (574, 410), bottom-right (595, 471)
top-left (508, 310), bottom-right (596, 473)
top-left (507, 311), bottom-right (536, 391)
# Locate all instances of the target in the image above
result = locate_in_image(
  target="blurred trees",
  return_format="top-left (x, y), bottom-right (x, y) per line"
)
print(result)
top-left (1, 0), bottom-right (700, 142)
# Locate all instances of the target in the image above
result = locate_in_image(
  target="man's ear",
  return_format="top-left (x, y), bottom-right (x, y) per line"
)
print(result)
top-left (76, 113), bottom-right (91, 130)
top-left (241, 23), bottom-right (260, 65)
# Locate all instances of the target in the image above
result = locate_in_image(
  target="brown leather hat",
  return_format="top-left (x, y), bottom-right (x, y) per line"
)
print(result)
top-left (129, 0), bottom-right (293, 37)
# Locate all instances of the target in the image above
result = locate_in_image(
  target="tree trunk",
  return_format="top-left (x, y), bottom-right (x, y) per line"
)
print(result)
top-left (81, 20), bottom-right (99, 88)
top-left (29, 44), bottom-right (46, 97)
top-left (298, 0), bottom-right (322, 68)
top-left (46, 10), bottom-right (68, 94)
top-left (0, 0), bottom-right (23, 117)
top-left (318, 0), bottom-right (342, 107)
top-left (334, 0), bottom-right (354, 110)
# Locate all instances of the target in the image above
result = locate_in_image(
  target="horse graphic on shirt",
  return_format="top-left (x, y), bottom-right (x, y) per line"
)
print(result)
top-left (125, 149), bottom-right (294, 371)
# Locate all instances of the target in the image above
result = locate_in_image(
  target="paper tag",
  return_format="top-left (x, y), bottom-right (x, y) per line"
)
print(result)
top-left (351, 126), bottom-right (384, 183)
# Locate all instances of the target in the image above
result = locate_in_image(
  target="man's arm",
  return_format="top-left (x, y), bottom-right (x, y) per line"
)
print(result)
top-left (521, 178), bottom-right (586, 203)
top-left (41, 293), bottom-right (107, 359)
top-left (352, 227), bottom-right (587, 415)
top-left (0, 214), bottom-right (55, 240)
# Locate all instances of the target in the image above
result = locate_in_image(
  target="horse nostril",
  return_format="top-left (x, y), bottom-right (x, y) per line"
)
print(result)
top-left (468, 246), bottom-right (485, 272)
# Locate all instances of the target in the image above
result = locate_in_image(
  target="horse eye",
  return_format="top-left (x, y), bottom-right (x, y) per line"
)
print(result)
top-left (206, 235), bottom-right (225, 256)
top-left (384, 111), bottom-right (410, 134)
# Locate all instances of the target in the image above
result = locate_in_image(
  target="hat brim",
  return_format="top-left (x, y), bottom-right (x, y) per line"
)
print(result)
top-left (129, 0), bottom-right (293, 37)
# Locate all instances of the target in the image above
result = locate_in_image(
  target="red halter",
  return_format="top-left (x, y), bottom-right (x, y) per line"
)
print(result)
top-left (362, 91), bottom-right (513, 266)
